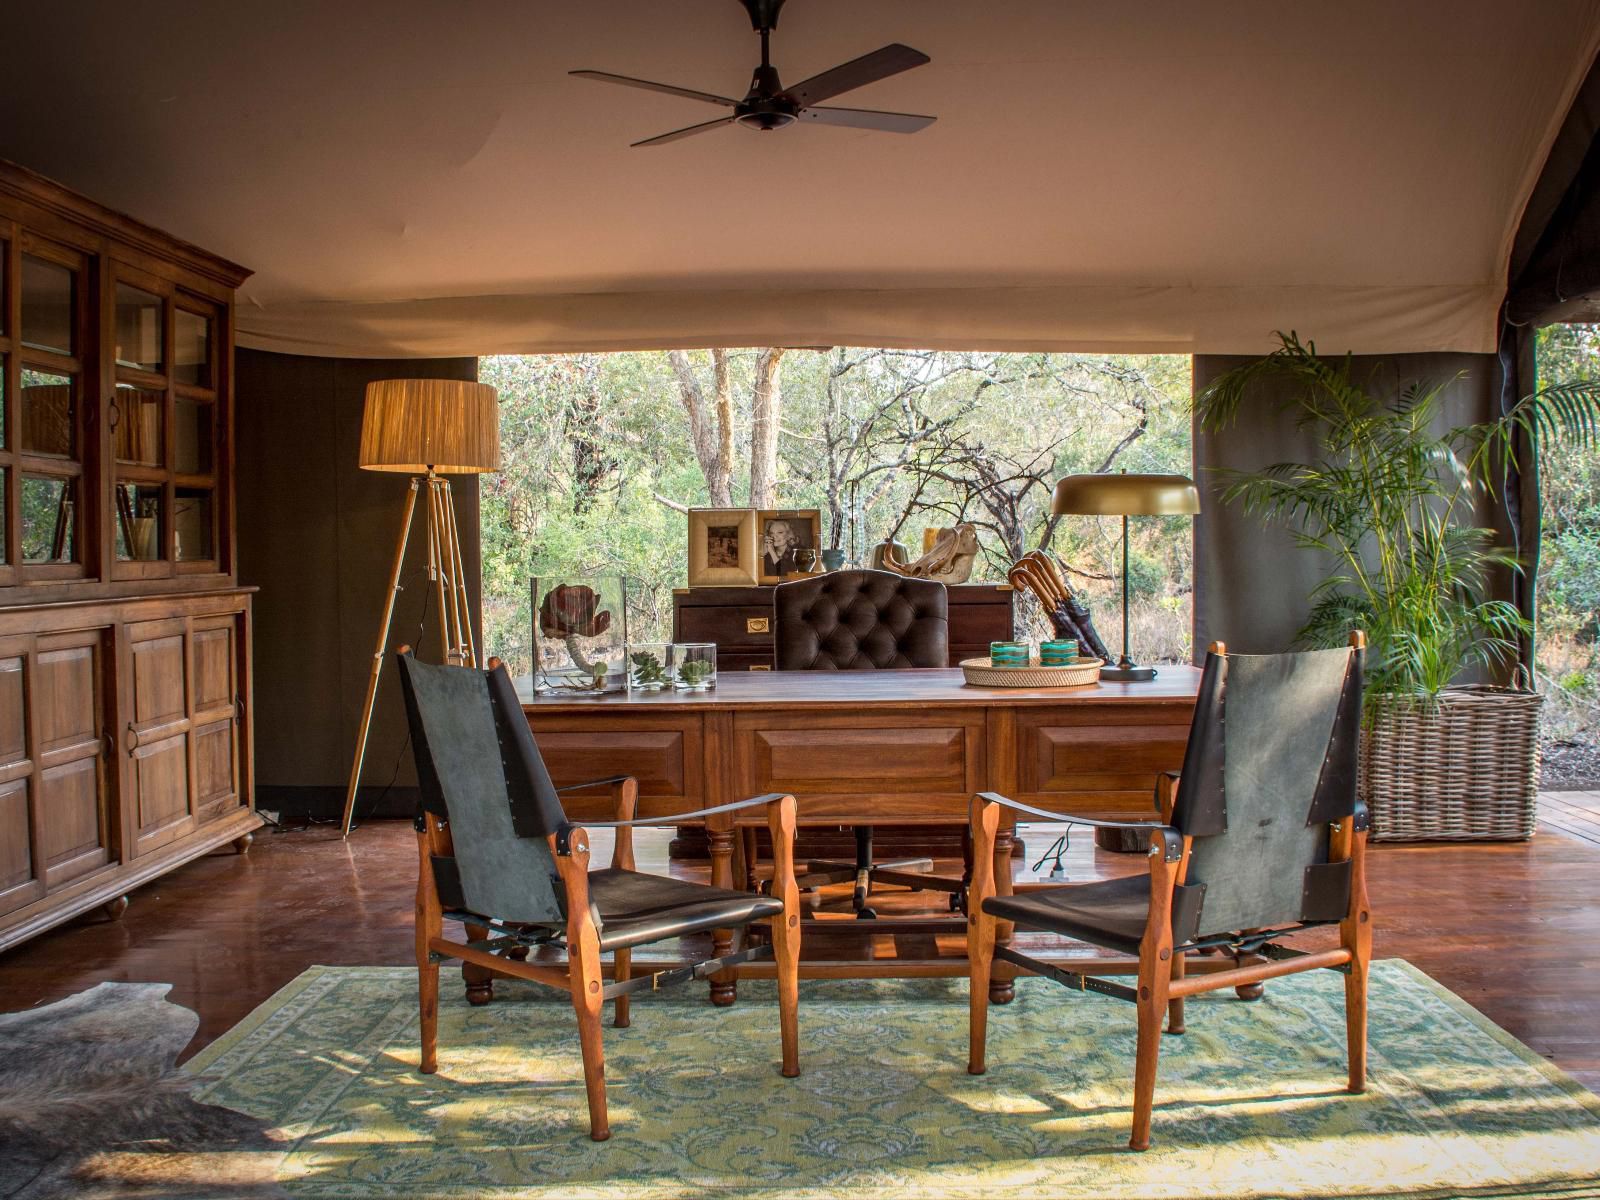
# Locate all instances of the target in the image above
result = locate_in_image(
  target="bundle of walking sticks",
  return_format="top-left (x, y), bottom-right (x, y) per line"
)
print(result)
top-left (1006, 551), bottom-right (1115, 664)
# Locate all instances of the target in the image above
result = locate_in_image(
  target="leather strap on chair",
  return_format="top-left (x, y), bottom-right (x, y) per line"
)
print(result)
top-left (486, 664), bottom-right (569, 839)
top-left (1173, 651), bottom-right (1227, 837)
top-left (1305, 646), bottom-right (1365, 826)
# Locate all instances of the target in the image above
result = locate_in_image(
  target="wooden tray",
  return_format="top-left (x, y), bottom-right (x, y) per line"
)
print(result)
top-left (959, 657), bottom-right (1103, 688)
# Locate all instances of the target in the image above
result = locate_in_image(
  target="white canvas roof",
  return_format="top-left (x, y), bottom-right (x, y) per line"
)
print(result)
top-left (5, 1), bottom-right (1598, 357)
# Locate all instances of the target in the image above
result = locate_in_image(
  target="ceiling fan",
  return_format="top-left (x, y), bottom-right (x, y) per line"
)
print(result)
top-left (571, 0), bottom-right (935, 147)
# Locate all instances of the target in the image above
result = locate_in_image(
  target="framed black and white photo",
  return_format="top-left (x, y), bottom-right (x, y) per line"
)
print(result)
top-left (686, 508), bottom-right (760, 587)
top-left (757, 509), bottom-right (822, 584)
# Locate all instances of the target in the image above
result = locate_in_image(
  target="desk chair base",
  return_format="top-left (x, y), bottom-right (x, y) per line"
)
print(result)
top-left (793, 827), bottom-right (966, 918)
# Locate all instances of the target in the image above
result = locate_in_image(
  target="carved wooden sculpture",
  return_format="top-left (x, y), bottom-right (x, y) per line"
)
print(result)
top-left (881, 524), bottom-right (980, 584)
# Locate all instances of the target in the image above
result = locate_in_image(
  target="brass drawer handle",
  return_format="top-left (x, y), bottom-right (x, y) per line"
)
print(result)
top-left (749, 663), bottom-right (772, 671)
top-left (746, 617), bottom-right (770, 634)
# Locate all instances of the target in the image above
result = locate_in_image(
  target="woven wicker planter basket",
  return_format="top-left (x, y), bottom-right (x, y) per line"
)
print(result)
top-left (1359, 685), bottom-right (1544, 842)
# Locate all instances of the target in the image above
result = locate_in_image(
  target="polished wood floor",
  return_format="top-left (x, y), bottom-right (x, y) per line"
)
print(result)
top-left (1, 809), bottom-right (1598, 1094)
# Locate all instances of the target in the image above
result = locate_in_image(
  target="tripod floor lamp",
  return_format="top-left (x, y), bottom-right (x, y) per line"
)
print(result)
top-left (340, 378), bottom-right (501, 836)
top-left (1050, 471), bottom-right (1200, 682)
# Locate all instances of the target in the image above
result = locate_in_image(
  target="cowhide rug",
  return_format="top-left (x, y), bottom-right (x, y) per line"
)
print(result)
top-left (0, 982), bottom-right (287, 1200)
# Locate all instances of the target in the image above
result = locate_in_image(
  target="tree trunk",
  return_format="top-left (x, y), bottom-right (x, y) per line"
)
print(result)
top-left (748, 348), bottom-right (785, 507)
top-left (668, 349), bottom-right (734, 506)
top-left (570, 356), bottom-right (615, 514)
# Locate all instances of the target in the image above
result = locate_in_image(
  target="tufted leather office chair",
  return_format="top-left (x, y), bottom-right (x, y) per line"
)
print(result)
top-left (769, 570), bottom-right (965, 917)
top-left (773, 568), bottom-right (949, 670)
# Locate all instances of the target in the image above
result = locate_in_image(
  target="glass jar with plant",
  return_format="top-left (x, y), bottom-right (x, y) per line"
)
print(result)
top-left (674, 643), bottom-right (717, 691)
top-left (1196, 332), bottom-right (1600, 839)
top-left (627, 643), bottom-right (675, 693)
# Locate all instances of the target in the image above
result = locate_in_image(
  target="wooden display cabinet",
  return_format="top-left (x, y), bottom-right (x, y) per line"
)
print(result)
top-left (0, 160), bottom-right (257, 952)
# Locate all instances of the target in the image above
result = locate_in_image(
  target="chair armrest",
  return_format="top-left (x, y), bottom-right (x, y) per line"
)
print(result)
top-left (554, 775), bottom-right (632, 794)
top-left (972, 790), bottom-right (1166, 831)
top-left (579, 792), bottom-right (793, 829)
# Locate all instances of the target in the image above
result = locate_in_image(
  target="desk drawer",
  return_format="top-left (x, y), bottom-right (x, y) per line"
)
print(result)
top-left (732, 710), bottom-right (984, 821)
top-left (1015, 704), bottom-right (1190, 815)
top-left (524, 713), bottom-right (703, 819)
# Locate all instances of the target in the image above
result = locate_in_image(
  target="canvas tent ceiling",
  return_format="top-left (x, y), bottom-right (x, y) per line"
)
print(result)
top-left (4, 1), bottom-right (1599, 358)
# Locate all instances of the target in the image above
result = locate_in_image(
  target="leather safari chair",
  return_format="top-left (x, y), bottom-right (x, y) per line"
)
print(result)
top-left (398, 652), bottom-right (803, 1142)
top-left (966, 634), bottom-right (1372, 1150)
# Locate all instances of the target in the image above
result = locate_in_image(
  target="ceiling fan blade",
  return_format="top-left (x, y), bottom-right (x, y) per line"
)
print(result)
top-left (782, 43), bottom-right (930, 107)
top-left (800, 106), bottom-right (936, 134)
top-left (631, 116), bottom-right (738, 147)
top-left (570, 70), bottom-right (737, 108)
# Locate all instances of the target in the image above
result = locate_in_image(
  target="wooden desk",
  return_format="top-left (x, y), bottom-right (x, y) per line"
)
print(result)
top-left (521, 667), bottom-right (1200, 1003)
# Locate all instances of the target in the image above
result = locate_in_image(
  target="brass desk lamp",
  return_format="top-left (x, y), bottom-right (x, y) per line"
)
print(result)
top-left (1050, 471), bottom-right (1200, 681)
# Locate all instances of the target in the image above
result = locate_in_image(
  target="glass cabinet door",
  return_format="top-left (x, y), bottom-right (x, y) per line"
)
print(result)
top-left (5, 239), bottom-right (87, 579)
top-left (0, 228), bottom-right (230, 588)
top-left (110, 271), bottom-right (170, 573)
top-left (171, 300), bottom-right (218, 566)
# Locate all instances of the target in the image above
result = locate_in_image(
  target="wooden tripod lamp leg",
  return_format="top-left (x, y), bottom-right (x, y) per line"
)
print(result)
top-left (340, 478), bottom-right (423, 838)
top-left (425, 477), bottom-right (454, 665)
top-left (440, 480), bottom-right (477, 667)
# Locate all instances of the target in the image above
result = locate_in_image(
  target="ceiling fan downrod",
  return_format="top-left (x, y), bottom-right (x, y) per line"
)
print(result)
top-left (741, 0), bottom-right (791, 128)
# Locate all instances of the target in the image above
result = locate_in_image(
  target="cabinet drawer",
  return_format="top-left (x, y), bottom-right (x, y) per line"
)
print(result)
top-left (675, 605), bottom-right (775, 649)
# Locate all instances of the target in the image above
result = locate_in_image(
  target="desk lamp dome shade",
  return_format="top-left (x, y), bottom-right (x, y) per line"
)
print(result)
top-left (1051, 472), bottom-right (1200, 517)
top-left (359, 379), bottom-right (501, 475)
top-left (1048, 471), bottom-right (1199, 682)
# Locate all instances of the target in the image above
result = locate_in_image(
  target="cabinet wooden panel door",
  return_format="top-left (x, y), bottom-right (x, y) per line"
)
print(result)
top-left (0, 629), bottom-right (113, 917)
top-left (0, 642), bottom-right (37, 915)
top-left (126, 617), bottom-right (193, 853)
top-left (190, 613), bottom-right (242, 822)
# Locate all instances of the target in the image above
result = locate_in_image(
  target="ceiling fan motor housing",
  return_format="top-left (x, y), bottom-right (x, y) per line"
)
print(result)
top-left (742, 0), bottom-right (785, 32)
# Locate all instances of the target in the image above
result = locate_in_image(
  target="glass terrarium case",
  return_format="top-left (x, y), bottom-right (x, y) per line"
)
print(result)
top-left (531, 576), bottom-right (628, 694)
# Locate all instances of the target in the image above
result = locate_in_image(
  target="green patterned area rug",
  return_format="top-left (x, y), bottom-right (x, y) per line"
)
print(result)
top-left (186, 961), bottom-right (1600, 1199)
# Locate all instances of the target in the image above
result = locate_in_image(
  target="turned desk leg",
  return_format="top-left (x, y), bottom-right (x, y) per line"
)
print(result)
top-left (708, 827), bottom-right (739, 1006)
top-left (989, 826), bottom-right (1016, 1004)
top-left (232, 831), bottom-right (254, 855)
top-left (462, 921), bottom-right (496, 1006)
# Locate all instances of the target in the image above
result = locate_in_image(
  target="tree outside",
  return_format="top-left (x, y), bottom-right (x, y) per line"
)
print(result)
top-left (479, 350), bottom-right (1194, 676)
top-left (1534, 324), bottom-right (1600, 788)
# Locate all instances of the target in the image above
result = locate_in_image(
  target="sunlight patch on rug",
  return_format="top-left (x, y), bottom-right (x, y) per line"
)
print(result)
top-left (185, 961), bottom-right (1600, 1199)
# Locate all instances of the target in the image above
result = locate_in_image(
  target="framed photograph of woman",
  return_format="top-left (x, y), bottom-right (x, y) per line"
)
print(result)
top-left (686, 508), bottom-right (760, 587)
top-left (757, 509), bottom-right (822, 584)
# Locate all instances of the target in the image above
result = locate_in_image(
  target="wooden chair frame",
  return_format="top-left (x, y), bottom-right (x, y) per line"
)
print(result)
top-left (416, 774), bottom-right (802, 1141)
top-left (967, 635), bottom-right (1372, 1151)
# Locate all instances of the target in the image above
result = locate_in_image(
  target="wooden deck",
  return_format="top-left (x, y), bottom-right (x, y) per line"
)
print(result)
top-left (0, 799), bottom-right (1598, 1096)
top-left (1539, 790), bottom-right (1600, 848)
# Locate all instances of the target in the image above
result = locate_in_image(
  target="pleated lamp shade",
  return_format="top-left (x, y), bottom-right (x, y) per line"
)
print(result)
top-left (1051, 472), bottom-right (1200, 516)
top-left (359, 379), bottom-right (501, 474)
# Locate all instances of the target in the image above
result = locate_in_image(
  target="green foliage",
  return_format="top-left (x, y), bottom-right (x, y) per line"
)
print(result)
top-left (1532, 325), bottom-right (1600, 754)
top-left (1196, 331), bottom-right (1600, 699)
top-left (676, 659), bottom-right (713, 687)
top-left (480, 349), bottom-right (1196, 675)
top-left (628, 650), bottom-right (670, 689)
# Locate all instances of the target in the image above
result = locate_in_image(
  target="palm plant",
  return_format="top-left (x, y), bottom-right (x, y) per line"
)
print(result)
top-left (1195, 332), bottom-right (1600, 700)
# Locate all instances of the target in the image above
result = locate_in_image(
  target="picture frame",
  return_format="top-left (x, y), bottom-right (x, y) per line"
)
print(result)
top-left (687, 508), bottom-right (760, 587)
top-left (756, 508), bottom-right (823, 584)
